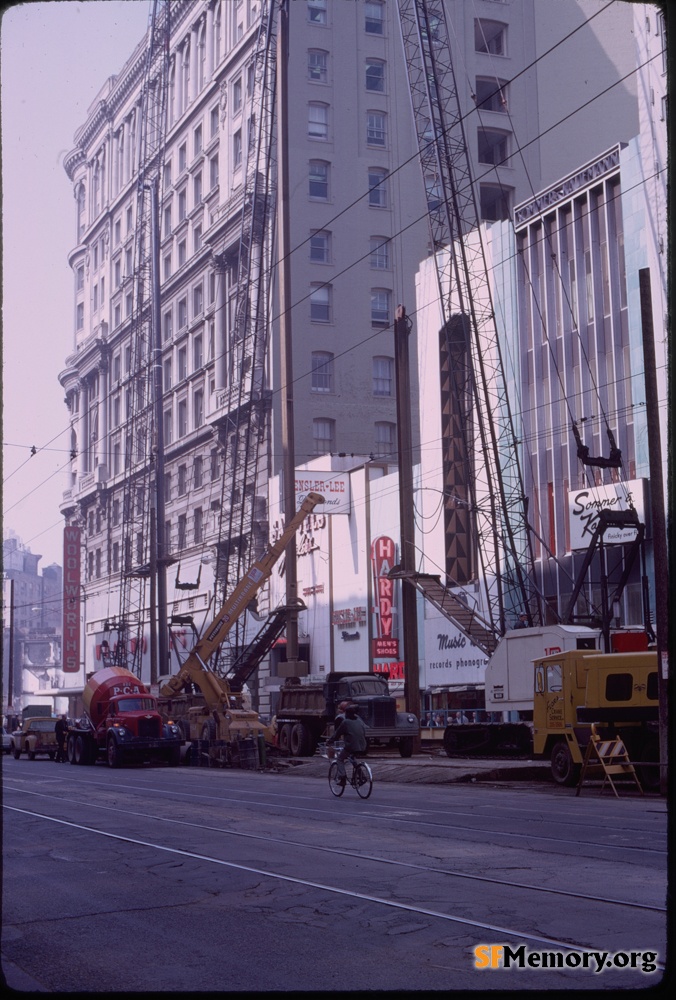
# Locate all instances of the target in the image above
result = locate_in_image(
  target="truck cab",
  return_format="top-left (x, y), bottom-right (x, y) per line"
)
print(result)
top-left (533, 649), bottom-right (659, 787)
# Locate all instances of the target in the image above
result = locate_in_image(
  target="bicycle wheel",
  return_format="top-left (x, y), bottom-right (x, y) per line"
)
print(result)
top-left (328, 761), bottom-right (345, 797)
top-left (354, 761), bottom-right (373, 799)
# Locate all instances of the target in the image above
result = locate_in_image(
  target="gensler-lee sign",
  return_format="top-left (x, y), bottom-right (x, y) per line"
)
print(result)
top-left (295, 472), bottom-right (350, 514)
top-left (568, 479), bottom-right (646, 550)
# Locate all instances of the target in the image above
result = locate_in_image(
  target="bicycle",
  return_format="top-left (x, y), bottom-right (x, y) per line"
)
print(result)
top-left (323, 743), bottom-right (373, 799)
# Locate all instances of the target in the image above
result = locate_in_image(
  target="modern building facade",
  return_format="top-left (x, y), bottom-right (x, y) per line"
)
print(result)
top-left (56, 0), bottom-right (647, 696)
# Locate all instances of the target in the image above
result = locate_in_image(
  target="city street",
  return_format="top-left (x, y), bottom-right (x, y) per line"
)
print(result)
top-left (2, 755), bottom-right (667, 992)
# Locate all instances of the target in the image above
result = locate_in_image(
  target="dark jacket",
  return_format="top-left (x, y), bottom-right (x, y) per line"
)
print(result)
top-left (55, 718), bottom-right (68, 742)
top-left (331, 716), bottom-right (367, 752)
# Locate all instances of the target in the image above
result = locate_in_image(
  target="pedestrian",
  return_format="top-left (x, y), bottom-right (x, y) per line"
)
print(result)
top-left (55, 714), bottom-right (68, 763)
top-left (327, 704), bottom-right (368, 785)
top-left (514, 612), bottom-right (529, 629)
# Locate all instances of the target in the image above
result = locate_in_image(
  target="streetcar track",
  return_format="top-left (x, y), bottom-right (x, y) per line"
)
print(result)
top-left (3, 786), bottom-right (666, 914)
top-left (3, 773), bottom-right (666, 856)
top-left (4, 803), bottom-right (665, 969)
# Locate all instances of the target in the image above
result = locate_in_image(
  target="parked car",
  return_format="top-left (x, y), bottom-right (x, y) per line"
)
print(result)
top-left (1, 727), bottom-right (11, 754)
top-left (11, 717), bottom-right (58, 760)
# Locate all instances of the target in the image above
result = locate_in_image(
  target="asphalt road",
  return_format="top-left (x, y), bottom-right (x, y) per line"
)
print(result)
top-left (1, 754), bottom-right (668, 993)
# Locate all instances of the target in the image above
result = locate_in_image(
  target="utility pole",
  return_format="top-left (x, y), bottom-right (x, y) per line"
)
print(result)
top-left (276, 0), bottom-right (304, 676)
top-left (7, 578), bottom-right (15, 709)
top-left (150, 177), bottom-right (169, 685)
top-left (638, 268), bottom-right (668, 795)
top-left (394, 305), bottom-right (421, 741)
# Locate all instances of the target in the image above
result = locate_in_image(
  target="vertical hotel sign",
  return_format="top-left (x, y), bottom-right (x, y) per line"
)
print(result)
top-left (371, 535), bottom-right (399, 659)
top-left (62, 526), bottom-right (81, 672)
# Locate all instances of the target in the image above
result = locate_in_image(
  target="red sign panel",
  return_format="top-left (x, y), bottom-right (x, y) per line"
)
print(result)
top-left (62, 526), bottom-right (81, 672)
top-left (371, 535), bottom-right (398, 659)
top-left (372, 638), bottom-right (399, 659)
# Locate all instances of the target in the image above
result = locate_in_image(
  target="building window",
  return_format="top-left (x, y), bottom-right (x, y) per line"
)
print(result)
top-left (210, 447), bottom-right (219, 480)
top-left (193, 454), bottom-right (203, 488)
top-left (194, 122), bottom-right (203, 156)
top-left (475, 77), bottom-right (508, 112)
top-left (310, 230), bottom-right (331, 263)
top-left (370, 288), bottom-right (391, 326)
top-left (365, 59), bottom-right (385, 92)
top-left (210, 105), bottom-right (219, 137)
top-left (178, 239), bottom-right (187, 267)
top-left (178, 345), bottom-right (187, 381)
top-left (164, 407), bottom-right (173, 445)
top-left (193, 333), bottom-right (203, 369)
top-left (313, 418), bottom-right (335, 455)
top-left (365, 1), bottom-right (384, 34)
top-left (163, 309), bottom-right (173, 342)
top-left (163, 358), bottom-right (172, 391)
top-left (178, 399), bottom-right (188, 437)
top-left (369, 236), bottom-right (390, 269)
top-left (112, 542), bottom-right (120, 573)
top-left (368, 168), bottom-right (388, 207)
top-left (310, 283), bottom-right (331, 322)
top-left (177, 513), bottom-right (187, 550)
top-left (179, 142), bottom-right (187, 172)
top-left (232, 76), bottom-right (243, 114)
top-left (193, 224), bottom-right (202, 254)
top-left (309, 160), bottom-right (329, 199)
top-left (308, 102), bottom-right (329, 140)
top-left (308, 0), bottom-right (327, 25)
top-left (372, 356), bottom-right (394, 396)
top-left (375, 421), bottom-right (396, 459)
top-left (367, 111), bottom-right (387, 146)
top-left (479, 184), bottom-right (511, 221)
top-left (193, 283), bottom-right (203, 317)
top-left (478, 128), bottom-right (509, 166)
top-left (178, 463), bottom-right (187, 496)
top-left (210, 153), bottom-right (219, 189)
top-left (193, 388), bottom-right (204, 429)
top-left (76, 303), bottom-right (84, 331)
top-left (193, 171), bottom-right (202, 206)
top-left (474, 19), bottom-right (506, 55)
top-left (233, 129), bottom-right (242, 170)
top-left (178, 298), bottom-right (188, 329)
top-left (76, 265), bottom-right (85, 290)
top-left (163, 252), bottom-right (172, 281)
top-left (194, 507), bottom-right (203, 544)
top-left (178, 188), bottom-right (187, 221)
top-left (308, 49), bottom-right (328, 82)
top-left (311, 351), bottom-right (334, 392)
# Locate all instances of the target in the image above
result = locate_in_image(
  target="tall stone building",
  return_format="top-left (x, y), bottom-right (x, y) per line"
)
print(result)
top-left (57, 0), bottom-right (641, 691)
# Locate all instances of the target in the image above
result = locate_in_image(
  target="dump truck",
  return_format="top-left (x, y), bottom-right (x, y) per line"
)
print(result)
top-left (275, 671), bottom-right (420, 757)
top-left (66, 667), bottom-right (183, 767)
top-left (159, 492), bottom-right (324, 763)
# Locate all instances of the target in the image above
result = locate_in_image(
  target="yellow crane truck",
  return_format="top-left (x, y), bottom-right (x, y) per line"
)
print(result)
top-left (533, 648), bottom-right (659, 788)
top-left (159, 492), bottom-right (324, 759)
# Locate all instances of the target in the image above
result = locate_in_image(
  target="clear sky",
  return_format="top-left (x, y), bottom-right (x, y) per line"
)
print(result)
top-left (2, 0), bottom-right (152, 567)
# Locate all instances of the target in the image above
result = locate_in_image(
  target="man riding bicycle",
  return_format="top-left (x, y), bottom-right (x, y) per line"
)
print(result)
top-left (327, 704), bottom-right (368, 785)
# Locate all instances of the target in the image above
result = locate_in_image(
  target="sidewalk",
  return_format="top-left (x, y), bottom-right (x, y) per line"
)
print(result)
top-left (274, 752), bottom-right (551, 785)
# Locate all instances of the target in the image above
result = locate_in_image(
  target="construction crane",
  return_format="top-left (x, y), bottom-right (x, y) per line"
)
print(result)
top-left (394, 0), bottom-right (542, 652)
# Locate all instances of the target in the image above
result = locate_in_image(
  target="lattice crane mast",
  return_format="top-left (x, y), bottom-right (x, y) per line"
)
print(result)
top-left (396, 0), bottom-right (542, 641)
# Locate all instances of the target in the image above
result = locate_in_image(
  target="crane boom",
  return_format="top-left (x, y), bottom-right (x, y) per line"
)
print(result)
top-left (160, 492), bottom-right (323, 707)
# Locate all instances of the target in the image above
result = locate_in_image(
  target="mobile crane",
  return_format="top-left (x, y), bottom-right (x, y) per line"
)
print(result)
top-left (159, 492), bottom-right (323, 754)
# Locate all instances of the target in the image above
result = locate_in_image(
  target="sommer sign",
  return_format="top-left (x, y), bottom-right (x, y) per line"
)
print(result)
top-left (568, 479), bottom-right (646, 551)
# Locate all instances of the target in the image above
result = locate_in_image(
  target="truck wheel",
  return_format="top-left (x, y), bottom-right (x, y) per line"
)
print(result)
top-left (550, 740), bottom-right (580, 787)
top-left (67, 733), bottom-right (77, 764)
top-left (27, 750), bottom-right (36, 761)
top-left (167, 744), bottom-right (181, 767)
top-left (13, 746), bottom-right (21, 760)
top-left (290, 723), bottom-right (311, 757)
top-left (278, 724), bottom-right (293, 753)
top-left (74, 735), bottom-right (88, 765)
top-left (201, 720), bottom-right (217, 742)
top-left (398, 737), bottom-right (414, 758)
top-left (107, 735), bottom-right (124, 769)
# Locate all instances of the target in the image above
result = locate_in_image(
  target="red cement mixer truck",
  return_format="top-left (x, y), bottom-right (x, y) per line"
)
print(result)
top-left (66, 667), bottom-right (183, 768)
